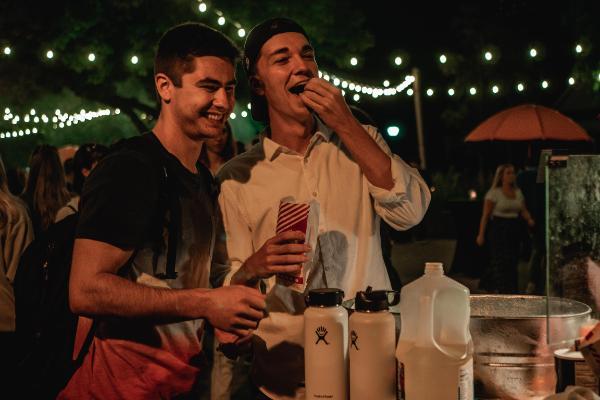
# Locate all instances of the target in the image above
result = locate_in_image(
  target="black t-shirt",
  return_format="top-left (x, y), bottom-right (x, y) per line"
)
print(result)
top-left (77, 132), bottom-right (216, 252)
top-left (75, 132), bottom-right (218, 362)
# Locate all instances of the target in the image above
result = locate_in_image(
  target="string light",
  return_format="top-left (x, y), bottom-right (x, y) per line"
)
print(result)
top-left (529, 48), bottom-right (537, 58)
top-left (230, 112), bottom-right (236, 119)
top-left (0, 108), bottom-right (115, 140)
top-left (241, 111), bottom-right (248, 118)
top-left (0, 1), bottom-right (592, 137)
top-left (387, 126), bottom-right (399, 137)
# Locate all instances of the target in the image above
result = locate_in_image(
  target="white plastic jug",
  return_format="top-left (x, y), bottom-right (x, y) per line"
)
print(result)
top-left (396, 262), bottom-right (473, 400)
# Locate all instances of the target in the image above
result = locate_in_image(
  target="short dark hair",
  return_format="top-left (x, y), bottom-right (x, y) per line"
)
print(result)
top-left (155, 22), bottom-right (240, 87)
top-left (72, 143), bottom-right (108, 194)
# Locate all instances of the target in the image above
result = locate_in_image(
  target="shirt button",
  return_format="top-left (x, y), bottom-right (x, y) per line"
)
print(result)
top-left (312, 191), bottom-right (318, 197)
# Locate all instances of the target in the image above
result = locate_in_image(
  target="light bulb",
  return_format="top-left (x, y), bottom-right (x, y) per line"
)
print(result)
top-left (387, 126), bottom-right (399, 137)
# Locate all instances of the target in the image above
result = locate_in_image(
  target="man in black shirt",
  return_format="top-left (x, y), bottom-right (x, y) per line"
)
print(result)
top-left (60, 23), bottom-right (265, 399)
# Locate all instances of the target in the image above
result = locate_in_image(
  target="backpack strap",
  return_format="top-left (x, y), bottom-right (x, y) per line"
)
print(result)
top-left (156, 165), bottom-right (180, 280)
top-left (72, 317), bottom-right (98, 364)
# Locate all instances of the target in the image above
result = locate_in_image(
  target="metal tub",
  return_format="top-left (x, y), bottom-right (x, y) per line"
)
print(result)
top-left (470, 295), bottom-right (591, 399)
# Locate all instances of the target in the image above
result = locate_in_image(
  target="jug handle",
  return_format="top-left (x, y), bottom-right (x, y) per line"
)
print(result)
top-left (431, 289), bottom-right (471, 361)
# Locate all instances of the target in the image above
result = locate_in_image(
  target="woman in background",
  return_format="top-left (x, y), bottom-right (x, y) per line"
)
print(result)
top-left (21, 145), bottom-right (71, 235)
top-left (477, 163), bottom-right (535, 293)
top-left (200, 121), bottom-right (238, 176)
top-left (0, 156), bottom-right (33, 373)
top-left (55, 143), bottom-right (108, 222)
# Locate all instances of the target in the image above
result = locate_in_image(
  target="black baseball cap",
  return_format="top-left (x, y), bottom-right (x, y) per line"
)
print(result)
top-left (243, 18), bottom-right (310, 123)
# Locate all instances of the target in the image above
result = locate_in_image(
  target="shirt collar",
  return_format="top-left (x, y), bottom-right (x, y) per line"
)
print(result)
top-left (261, 117), bottom-right (334, 162)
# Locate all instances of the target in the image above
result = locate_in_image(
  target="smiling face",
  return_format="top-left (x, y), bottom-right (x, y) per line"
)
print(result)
top-left (253, 32), bottom-right (318, 124)
top-left (166, 56), bottom-right (236, 140)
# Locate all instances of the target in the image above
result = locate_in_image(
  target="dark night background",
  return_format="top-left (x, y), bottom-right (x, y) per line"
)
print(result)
top-left (0, 0), bottom-right (598, 176)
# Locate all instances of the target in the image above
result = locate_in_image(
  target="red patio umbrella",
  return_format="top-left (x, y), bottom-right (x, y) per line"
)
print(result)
top-left (465, 104), bottom-right (592, 142)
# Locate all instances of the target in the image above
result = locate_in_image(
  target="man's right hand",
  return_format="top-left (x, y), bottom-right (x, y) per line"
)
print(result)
top-left (205, 285), bottom-right (266, 336)
top-left (232, 231), bottom-right (311, 285)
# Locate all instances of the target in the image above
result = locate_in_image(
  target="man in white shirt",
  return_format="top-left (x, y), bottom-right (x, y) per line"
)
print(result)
top-left (216, 18), bottom-right (431, 399)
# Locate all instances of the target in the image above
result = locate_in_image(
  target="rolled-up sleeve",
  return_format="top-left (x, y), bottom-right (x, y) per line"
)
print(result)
top-left (363, 125), bottom-right (431, 231)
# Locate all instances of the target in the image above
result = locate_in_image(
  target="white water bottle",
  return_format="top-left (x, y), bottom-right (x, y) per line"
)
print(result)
top-left (396, 262), bottom-right (473, 400)
top-left (349, 288), bottom-right (399, 400)
top-left (304, 288), bottom-right (348, 399)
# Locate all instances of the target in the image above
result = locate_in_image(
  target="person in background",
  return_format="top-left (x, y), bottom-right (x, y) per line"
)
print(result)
top-left (0, 155), bottom-right (34, 385)
top-left (63, 158), bottom-right (75, 193)
top-left (21, 145), bottom-right (71, 236)
top-left (476, 163), bottom-right (535, 293)
top-left (55, 143), bottom-right (108, 222)
top-left (199, 121), bottom-right (238, 176)
top-left (217, 18), bottom-right (430, 399)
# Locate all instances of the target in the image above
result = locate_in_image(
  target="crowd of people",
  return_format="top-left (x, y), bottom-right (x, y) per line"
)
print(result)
top-left (0, 17), bottom-right (545, 400)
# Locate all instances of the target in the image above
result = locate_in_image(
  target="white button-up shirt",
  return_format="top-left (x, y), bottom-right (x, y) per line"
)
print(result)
top-left (218, 120), bottom-right (430, 302)
top-left (216, 120), bottom-right (431, 399)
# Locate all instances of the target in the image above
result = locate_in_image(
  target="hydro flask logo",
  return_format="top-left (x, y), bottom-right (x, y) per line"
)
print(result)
top-left (315, 326), bottom-right (329, 345)
top-left (351, 330), bottom-right (359, 350)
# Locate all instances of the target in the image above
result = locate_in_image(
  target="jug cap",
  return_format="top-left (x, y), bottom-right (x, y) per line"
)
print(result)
top-left (306, 288), bottom-right (344, 307)
top-left (425, 262), bottom-right (444, 275)
top-left (355, 287), bottom-right (400, 312)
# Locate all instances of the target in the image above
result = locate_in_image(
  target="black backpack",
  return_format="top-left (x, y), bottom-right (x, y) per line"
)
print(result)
top-left (13, 134), bottom-right (182, 399)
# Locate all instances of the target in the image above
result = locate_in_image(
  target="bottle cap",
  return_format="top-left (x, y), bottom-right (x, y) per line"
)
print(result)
top-left (425, 262), bottom-right (444, 275)
top-left (305, 288), bottom-right (344, 307)
top-left (355, 287), bottom-right (400, 312)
